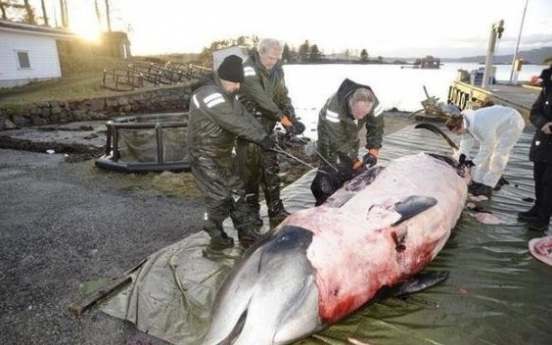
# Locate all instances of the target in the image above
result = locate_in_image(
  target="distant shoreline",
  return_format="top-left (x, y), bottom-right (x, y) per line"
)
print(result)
top-left (284, 60), bottom-right (546, 66)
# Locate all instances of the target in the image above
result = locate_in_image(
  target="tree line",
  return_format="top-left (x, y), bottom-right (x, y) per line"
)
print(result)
top-left (195, 37), bottom-right (386, 67)
top-left (0, 0), bottom-right (113, 31)
top-left (1, 4), bottom-right (397, 66)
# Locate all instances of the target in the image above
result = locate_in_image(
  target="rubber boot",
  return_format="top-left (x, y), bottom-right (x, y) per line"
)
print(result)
top-left (238, 227), bottom-right (263, 246)
top-left (251, 214), bottom-right (263, 227)
top-left (472, 184), bottom-right (492, 198)
top-left (517, 205), bottom-right (540, 222)
top-left (268, 201), bottom-right (290, 229)
top-left (468, 182), bottom-right (483, 195)
top-left (493, 176), bottom-right (509, 191)
top-left (527, 214), bottom-right (550, 232)
top-left (244, 193), bottom-right (262, 227)
top-left (203, 227), bottom-right (234, 248)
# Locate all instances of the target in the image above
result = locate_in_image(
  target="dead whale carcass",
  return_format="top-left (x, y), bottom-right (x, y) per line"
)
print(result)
top-left (202, 152), bottom-right (469, 345)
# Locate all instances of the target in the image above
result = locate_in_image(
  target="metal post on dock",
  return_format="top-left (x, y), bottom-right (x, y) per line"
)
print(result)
top-left (482, 20), bottom-right (504, 89)
top-left (509, 0), bottom-right (530, 85)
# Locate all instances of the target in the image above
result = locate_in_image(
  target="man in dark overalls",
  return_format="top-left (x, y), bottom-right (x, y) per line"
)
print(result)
top-left (237, 38), bottom-right (305, 228)
top-left (188, 55), bottom-right (275, 247)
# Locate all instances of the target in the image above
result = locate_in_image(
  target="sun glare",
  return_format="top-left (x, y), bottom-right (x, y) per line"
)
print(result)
top-left (70, 14), bottom-right (101, 41)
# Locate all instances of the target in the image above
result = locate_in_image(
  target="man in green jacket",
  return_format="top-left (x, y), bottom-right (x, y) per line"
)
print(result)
top-left (236, 38), bottom-right (305, 228)
top-left (188, 55), bottom-right (275, 248)
top-left (312, 78), bottom-right (384, 205)
top-left (317, 79), bottom-right (384, 167)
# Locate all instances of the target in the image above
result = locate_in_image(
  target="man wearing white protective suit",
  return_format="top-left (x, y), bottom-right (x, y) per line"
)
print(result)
top-left (443, 103), bottom-right (525, 197)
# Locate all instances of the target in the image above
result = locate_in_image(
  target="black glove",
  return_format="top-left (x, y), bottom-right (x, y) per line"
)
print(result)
top-left (291, 120), bottom-right (306, 135)
top-left (362, 153), bottom-right (378, 167)
top-left (459, 154), bottom-right (475, 167)
top-left (336, 163), bottom-right (355, 183)
top-left (258, 136), bottom-right (275, 151)
top-left (497, 176), bottom-right (509, 186)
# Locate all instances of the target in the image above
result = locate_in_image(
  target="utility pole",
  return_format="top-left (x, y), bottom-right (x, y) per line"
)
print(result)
top-left (509, 0), bottom-right (529, 84)
top-left (482, 20), bottom-right (504, 89)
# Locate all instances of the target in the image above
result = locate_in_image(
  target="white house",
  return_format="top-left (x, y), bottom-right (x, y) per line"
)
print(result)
top-left (212, 46), bottom-right (249, 70)
top-left (0, 19), bottom-right (75, 88)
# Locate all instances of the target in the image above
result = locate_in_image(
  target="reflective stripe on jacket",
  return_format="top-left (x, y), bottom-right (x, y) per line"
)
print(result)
top-left (187, 76), bottom-right (266, 162)
top-left (316, 79), bottom-right (384, 165)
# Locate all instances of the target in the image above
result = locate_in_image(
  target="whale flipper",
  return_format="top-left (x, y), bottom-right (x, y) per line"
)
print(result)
top-left (392, 195), bottom-right (438, 226)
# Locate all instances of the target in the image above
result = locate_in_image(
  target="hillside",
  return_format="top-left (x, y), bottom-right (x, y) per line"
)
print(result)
top-left (441, 46), bottom-right (552, 65)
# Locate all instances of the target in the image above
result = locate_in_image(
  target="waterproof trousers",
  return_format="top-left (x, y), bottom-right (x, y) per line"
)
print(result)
top-left (191, 158), bottom-right (258, 236)
top-left (316, 134), bottom-right (340, 168)
top-left (235, 138), bottom-right (286, 220)
top-left (533, 161), bottom-right (552, 221)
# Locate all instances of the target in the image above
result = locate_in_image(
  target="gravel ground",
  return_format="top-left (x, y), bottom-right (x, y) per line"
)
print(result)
top-left (0, 150), bottom-right (202, 345)
top-left (0, 111), bottom-right (416, 345)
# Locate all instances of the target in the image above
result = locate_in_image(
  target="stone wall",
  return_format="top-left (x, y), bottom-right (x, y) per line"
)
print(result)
top-left (0, 83), bottom-right (195, 130)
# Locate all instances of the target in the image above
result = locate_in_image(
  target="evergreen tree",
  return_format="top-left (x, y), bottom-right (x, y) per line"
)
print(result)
top-left (309, 44), bottom-right (321, 62)
top-left (0, 0), bottom-right (35, 22)
top-left (237, 35), bottom-right (259, 53)
top-left (0, 0), bottom-right (12, 19)
top-left (298, 40), bottom-right (310, 62)
top-left (197, 36), bottom-right (260, 66)
top-left (22, 0), bottom-right (35, 24)
top-left (282, 43), bottom-right (292, 63)
top-left (360, 49), bottom-right (369, 61)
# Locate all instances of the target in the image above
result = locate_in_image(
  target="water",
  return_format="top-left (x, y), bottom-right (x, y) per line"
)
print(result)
top-left (284, 63), bottom-right (547, 135)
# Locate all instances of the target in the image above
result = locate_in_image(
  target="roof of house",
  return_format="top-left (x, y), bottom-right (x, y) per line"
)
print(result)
top-left (0, 19), bottom-right (76, 39)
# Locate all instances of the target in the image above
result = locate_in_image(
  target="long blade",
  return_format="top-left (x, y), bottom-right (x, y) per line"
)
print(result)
top-left (271, 146), bottom-right (316, 170)
top-left (292, 135), bottom-right (339, 172)
top-left (414, 123), bottom-right (459, 150)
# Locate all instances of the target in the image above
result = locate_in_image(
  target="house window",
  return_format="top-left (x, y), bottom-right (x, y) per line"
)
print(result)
top-left (17, 51), bottom-right (31, 69)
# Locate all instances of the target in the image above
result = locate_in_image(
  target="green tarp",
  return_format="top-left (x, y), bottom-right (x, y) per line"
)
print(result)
top-left (100, 124), bottom-right (552, 345)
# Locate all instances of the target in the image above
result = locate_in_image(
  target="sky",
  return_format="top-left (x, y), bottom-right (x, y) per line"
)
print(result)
top-left (30, 0), bottom-right (551, 58)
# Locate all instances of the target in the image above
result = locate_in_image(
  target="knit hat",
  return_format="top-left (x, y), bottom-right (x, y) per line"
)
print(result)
top-left (217, 55), bottom-right (244, 83)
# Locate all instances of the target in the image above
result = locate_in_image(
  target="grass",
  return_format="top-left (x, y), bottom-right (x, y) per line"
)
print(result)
top-left (0, 53), bottom-right (134, 106)
top-left (0, 72), bottom-right (121, 106)
top-left (0, 53), bottom-right (198, 107)
top-left (64, 160), bottom-right (202, 199)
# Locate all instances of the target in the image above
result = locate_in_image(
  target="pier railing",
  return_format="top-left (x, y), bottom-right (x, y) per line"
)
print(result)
top-left (101, 62), bottom-right (212, 92)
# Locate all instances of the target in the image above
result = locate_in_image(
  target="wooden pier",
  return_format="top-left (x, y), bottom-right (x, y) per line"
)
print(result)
top-left (447, 81), bottom-right (541, 120)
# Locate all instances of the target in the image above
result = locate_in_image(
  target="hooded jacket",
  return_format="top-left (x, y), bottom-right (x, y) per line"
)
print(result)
top-left (316, 79), bottom-right (384, 166)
